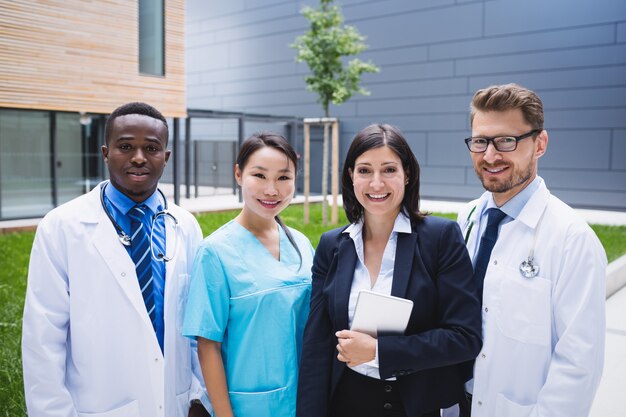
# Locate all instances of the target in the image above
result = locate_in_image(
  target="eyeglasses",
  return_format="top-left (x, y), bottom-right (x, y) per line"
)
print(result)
top-left (464, 129), bottom-right (541, 153)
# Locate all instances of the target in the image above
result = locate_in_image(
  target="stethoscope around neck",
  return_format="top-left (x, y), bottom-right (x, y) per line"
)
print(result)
top-left (100, 182), bottom-right (179, 262)
top-left (463, 201), bottom-right (548, 279)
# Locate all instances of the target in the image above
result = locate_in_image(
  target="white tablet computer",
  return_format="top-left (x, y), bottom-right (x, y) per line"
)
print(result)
top-left (351, 290), bottom-right (413, 337)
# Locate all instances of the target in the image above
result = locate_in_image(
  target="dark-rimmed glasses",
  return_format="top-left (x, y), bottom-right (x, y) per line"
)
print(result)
top-left (464, 129), bottom-right (541, 153)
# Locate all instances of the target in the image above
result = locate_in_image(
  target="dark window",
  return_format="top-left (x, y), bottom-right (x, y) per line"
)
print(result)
top-left (0, 109), bottom-right (52, 218)
top-left (139, 0), bottom-right (165, 76)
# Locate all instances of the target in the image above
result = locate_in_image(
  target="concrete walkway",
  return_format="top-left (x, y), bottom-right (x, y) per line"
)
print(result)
top-left (1, 191), bottom-right (625, 415)
top-left (592, 284), bottom-right (626, 417)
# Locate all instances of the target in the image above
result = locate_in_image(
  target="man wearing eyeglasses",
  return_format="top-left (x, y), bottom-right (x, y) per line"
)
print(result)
top-left (455, 84), bottom-right (606, 417)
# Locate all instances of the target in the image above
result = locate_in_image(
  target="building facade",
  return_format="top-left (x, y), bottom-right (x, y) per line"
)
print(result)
top-left (186, 0), bottom-right (626, 210)
top-left (0, 0), bottom-right (185, 219)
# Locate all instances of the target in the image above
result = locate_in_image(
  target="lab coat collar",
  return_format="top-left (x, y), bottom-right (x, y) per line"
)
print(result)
top-left (78, 182), bottom-right (108, 224)
top-left (470, 176), bottom-right (549, 230)
top-left (514, 178), bottom-right (550, 230)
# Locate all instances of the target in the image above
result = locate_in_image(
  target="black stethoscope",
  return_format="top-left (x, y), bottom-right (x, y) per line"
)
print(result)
top-left (463, 202), bottom-right (546, 279)
top-left (100, 182), bottom-right (179, 262)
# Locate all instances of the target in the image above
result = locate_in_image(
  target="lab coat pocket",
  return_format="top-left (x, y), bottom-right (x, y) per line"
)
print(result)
top-left (229, 386), bottom-right (288, 417)
top-left (495, 267), bottom-right (551, 346)
top-left (495, 393), bottom-right (534, 417)
top-left (77, 399), bottom-right (140, 417)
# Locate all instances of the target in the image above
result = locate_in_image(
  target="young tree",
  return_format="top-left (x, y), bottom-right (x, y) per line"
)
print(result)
top-left (292, 0), bottom-right (379, 224)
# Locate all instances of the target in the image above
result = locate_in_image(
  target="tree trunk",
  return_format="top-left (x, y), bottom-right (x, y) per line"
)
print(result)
top-left (321, 122), bottom-right (329, 226)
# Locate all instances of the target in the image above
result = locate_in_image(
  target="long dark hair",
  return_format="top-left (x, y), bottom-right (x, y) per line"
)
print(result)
top-left (237, 132), bottom-right (302, 267)
top-left (342, 124), bottom-right (426, 224)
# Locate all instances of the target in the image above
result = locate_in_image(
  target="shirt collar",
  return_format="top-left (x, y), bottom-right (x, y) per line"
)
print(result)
top-left (104, 181), bottom-right (161, 216)
top-left (485, 176), bottom-right (542, 220)
top-left (343, 210), bottom-right (412, 238)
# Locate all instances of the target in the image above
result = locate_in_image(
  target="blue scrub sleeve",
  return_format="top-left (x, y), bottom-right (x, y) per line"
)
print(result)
top-left (182, 242), bottom-right (230, 342)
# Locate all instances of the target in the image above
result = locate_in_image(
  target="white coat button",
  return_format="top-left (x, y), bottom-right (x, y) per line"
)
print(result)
top-left (121, 272), bottom-right (126, 277)
top-left (478, 401), bottom-right (483, 406)
top-left (159, 405), bottom-right (163, 410)
top-left (493, 260), bottom-right (498, 265)
top-left (154, 357), bottom-right (159, 362)
top-left (484, 307), bottom-right (488, 312)
top-left (481, 353), bottom-right (486, 358)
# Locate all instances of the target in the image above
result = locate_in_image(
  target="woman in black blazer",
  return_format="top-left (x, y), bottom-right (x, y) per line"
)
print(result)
top-left (297, 124), bottom-right (482, 417)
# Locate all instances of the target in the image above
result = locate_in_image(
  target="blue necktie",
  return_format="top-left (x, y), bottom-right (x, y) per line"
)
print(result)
top-left (474, 208), bottom-right (507, 297)
top-left (128, 205), bottom-right (156, 331)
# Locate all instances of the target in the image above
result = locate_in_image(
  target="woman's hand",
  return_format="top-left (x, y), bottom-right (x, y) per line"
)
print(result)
top-left (335, 330), bottom-right (377, 367)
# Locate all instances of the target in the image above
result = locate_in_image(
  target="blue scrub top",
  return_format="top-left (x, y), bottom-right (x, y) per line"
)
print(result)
top-left (183, 220), bottom-right (314, 417)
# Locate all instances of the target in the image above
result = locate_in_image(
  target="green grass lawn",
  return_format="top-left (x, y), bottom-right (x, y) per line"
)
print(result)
top-left (591, 224), bottom-right (626, 266)
top-left (196, 203), bottom-right (350, 248)
top-left (0, 231), bottom-right (34, 416)
top-left (1, 204), bottom-right (624, 416)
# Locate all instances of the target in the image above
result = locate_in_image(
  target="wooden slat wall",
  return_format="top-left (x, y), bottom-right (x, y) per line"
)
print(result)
top-left (0, 0), bottom-right (186, 117)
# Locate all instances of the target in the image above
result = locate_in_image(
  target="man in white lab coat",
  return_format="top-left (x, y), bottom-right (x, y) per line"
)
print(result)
top-left (456, 84), bottom-right (606, 417)
top-left (22, 102), bottom-right (211, 417)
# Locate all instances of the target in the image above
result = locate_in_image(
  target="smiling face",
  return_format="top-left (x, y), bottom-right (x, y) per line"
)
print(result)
top-left (235, 146), bottom-right (295, 224)
top-left (101, 114), bottom-right (170, 203)
top-left (471, 109), bottom-right (547, 206)
top-left (350, 145), bottom-right (407, 222)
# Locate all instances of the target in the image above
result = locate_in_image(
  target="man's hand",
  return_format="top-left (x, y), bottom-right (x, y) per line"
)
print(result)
top-left (335, 330), bottom-right (377, 367)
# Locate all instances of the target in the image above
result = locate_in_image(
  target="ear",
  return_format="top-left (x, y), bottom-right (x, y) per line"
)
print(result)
top-left (535, 130), bottom-right (548, 159)
top-left (164, 150), bottom-right (171, 164)
top-left (348, 167), bottom-right (354, 183)
top-left (234, 164), bottom-right (242, 186)
top-left (101, 145), bottom-right (109, 163)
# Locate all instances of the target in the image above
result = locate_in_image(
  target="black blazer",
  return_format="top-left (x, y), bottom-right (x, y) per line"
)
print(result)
top-left (296, 215), bottom-right (482, 417)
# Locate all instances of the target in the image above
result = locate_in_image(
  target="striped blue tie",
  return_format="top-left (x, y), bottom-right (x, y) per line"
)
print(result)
top-left (128, 205), bottom-right (156, 331)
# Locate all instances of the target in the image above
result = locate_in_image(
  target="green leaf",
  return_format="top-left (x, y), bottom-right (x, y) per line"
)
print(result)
top-left (290, 0), bottom-right (380, 116)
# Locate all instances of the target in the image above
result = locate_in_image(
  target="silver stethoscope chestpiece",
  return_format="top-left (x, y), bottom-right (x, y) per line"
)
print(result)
top-left (519, 258), bottom-right (539, 278)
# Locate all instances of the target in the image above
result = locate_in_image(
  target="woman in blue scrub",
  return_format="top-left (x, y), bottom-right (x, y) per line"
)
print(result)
top-left (183, 133), bottom-right (314, 417)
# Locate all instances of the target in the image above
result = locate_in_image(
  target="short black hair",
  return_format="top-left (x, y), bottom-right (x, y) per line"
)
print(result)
top-left (342, 124), bottom-right (426, 224)
top-left (104, 102), bottom-right (169, 145)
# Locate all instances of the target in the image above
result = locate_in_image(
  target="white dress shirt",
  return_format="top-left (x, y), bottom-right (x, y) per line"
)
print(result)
top-left (343, 211), bottom-right (412, 379)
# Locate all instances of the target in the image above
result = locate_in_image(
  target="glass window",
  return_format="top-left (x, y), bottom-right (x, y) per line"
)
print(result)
top-left (139, 0), bottom-right (165, 76)
top-left (0, 109), bottom-right (53, 218)
top-left (56, 113), bottom-right (85, 205)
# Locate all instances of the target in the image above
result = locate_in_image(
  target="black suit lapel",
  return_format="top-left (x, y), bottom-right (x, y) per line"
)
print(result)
top-left (334, 237), bottom-right (357, 331)
top-left (391, 232), bottom-right (417, 298)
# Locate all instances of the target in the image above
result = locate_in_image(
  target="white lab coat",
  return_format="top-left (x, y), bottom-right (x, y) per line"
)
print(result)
top-left (22, 184), bottom-right (207, 417)
top-left (457, 180), bottom-right (606, 417)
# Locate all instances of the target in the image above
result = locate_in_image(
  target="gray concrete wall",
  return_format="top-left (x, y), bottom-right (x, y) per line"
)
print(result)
top-left (186, 0), bottom-right (626, 210)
